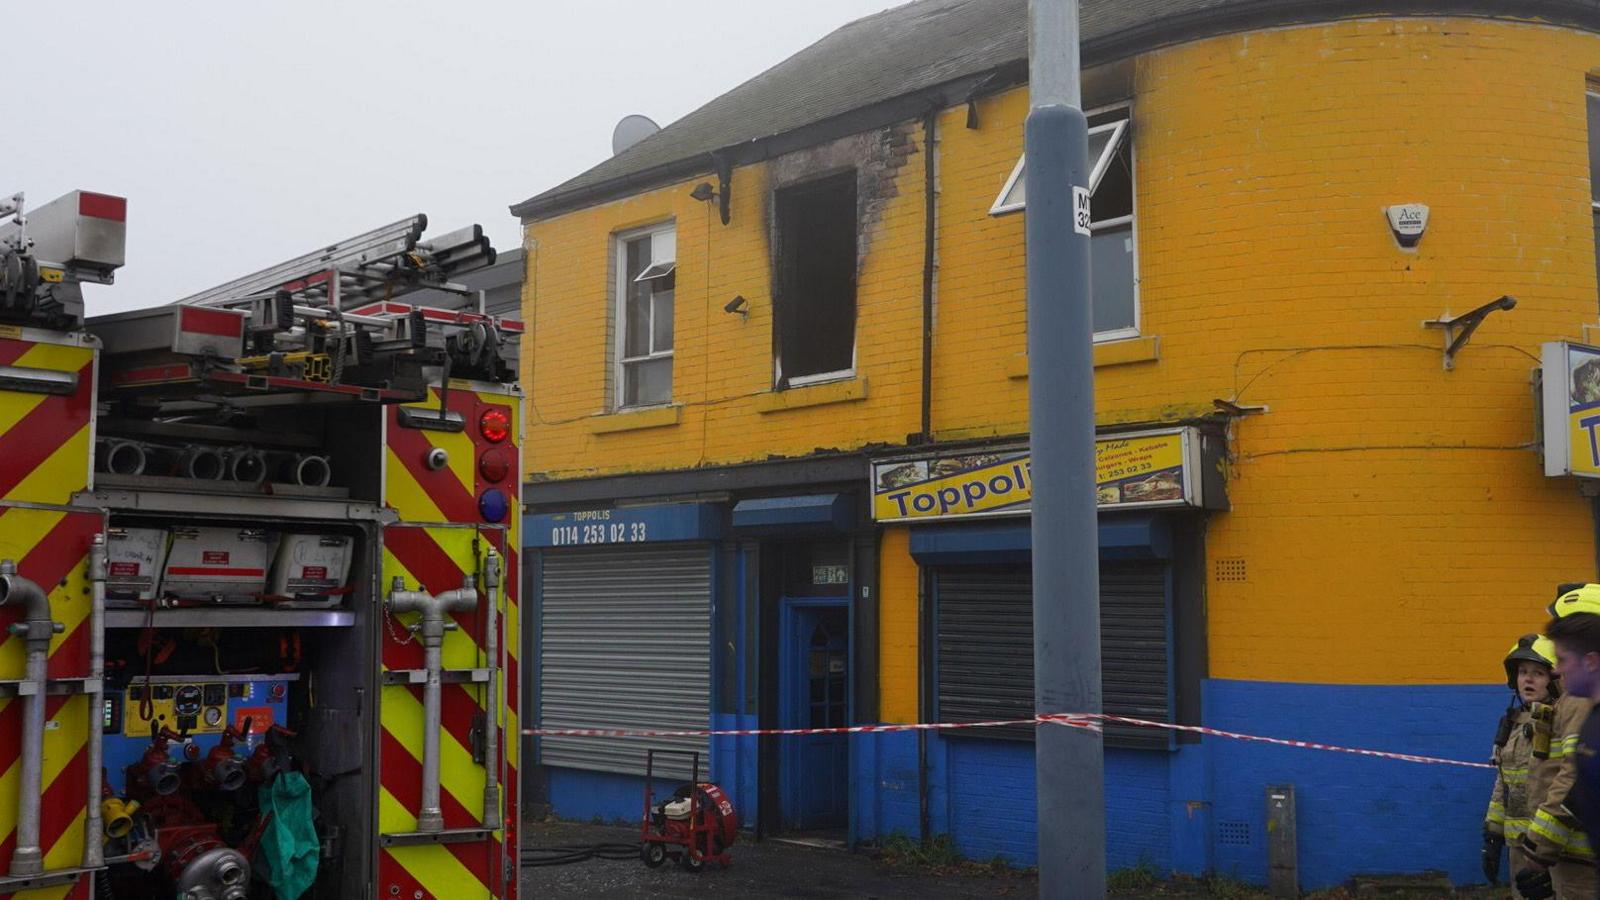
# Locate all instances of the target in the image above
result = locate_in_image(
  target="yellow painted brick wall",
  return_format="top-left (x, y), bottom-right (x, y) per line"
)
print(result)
top-left (1135, 19), bottom-right (1600, 684)
top-left (524, 16), bottom-right (1600, 687)
top-left (878, 527), bottom-right (920, 723)
top-left (908, 17), bottom-right (1600, 687)
top-left (521, 125), bottom-right (928, 481)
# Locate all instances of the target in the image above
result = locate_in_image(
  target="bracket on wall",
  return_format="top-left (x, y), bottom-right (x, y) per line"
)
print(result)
top-left (1422, 295), bottom-right (1517, 370)
top-left (1213, 398), bottom-right (1268, 417)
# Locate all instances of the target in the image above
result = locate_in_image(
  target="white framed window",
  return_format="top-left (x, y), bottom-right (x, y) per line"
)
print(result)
top-left (990, 107), bottom-right (1139, 341)
top-left (613, 223), bottom-right (675, 409)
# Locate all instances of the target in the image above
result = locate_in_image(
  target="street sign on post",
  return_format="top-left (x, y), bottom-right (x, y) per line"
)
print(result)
top-left (1025, 0), bottom-right (1106, 896)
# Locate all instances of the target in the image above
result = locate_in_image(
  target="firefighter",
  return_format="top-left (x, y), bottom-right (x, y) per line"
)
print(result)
top-left (1512, 589), bottom-right (1600, 900)
top-left (1546, 585), bottom-right (1600, 881)
top-left (1486, 634), bottom-right (1561, 894)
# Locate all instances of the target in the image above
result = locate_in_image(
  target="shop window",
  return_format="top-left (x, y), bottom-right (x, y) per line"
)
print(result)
top-left (773, 172), bottom-right (857, 387)
top-left (990, 108), bottom-right (1138, 340)
top-left (1588, 89), bottom-right (1600, 295)
top-left (614, 224), bottom-right (675, 408)
top-left (935, 561), bottom-right (1170, 748)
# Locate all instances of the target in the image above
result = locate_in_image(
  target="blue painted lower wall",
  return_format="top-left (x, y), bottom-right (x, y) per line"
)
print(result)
top-left (546, 767), bottom-right (676, 825)
top-left (542, 679), bottom-right (1504, 888)
top-left (1204, 678), bottom-right (1500, 889)
top-left (849, 730), bottom-right (1188, 869)
top-left (544, 713), bottom-right (759, 828)
top-left (850, 678), bottom-right (1505, 889)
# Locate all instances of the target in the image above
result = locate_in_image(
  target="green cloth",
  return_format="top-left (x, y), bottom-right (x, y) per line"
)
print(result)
top-left (257, 772), bottom-right (319, 900)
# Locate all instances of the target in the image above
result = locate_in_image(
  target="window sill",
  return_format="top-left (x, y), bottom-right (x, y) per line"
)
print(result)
top-left (755, 378), bottom-right (868, 414)
top-left (586, 404), bottom-right (682, 434)
top-left (1005, 336), bottom-right (1159, 380)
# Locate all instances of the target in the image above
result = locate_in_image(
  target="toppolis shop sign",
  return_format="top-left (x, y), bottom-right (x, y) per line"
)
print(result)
top-left (871, 428), bottom-right (1213, 523)
top-left (1542, 341), bottom-right (1600, 478)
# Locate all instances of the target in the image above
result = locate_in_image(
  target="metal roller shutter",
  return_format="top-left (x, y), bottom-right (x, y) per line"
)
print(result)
top-left (539, 545), bottom-right (711, 779)
top-left (936, 562), bottom-right (1170, 749)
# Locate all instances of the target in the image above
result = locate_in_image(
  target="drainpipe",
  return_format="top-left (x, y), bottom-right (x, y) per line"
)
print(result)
top-left (84, 535), bottom-right (107, 867)
top-left (388, 574), bottom-right (480, 833)
top-left (919, 107), bottom-right (938, 442)
top-left (480, 548), bottom-right (502, 831)
top-left (0, 559), bottom-right (63, 877)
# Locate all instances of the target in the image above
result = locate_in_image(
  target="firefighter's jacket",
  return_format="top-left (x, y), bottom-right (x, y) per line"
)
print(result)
top-left (1487, 707), bottom-right (1533, 841)
top-left (1522, 693), bottom-right (1598, 864)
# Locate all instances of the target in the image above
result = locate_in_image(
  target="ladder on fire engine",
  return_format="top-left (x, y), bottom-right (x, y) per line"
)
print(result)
top-left (175, 214), bottom-right (495, 312)
top-left (88, 213), bottom-right (515, 405)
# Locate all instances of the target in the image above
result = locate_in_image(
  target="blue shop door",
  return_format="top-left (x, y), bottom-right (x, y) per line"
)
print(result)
top-left (781, 603), bottom-right (849, 831)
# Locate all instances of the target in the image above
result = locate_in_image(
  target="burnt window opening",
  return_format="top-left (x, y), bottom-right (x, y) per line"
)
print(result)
top-left (774, 171), bottom-right (857, 387)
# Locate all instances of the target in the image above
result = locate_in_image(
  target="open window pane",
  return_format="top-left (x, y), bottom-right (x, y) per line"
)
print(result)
top-left (988, 119), bottom-right (1125, 216)
top-left (775, 172), bottom-right (857, 383)
top-left (1085, 121), bottom-right (1125, 194)
top-left (1090, 223), bottom-right (1136, 334)
top-left (993, 156), bottom-right (1027, 212)
top-left (623, 357), bottom-right (672, 407)
top-left (634, 230), bottom-right (677, 281)
top-left (1091, 136), bottom-right (1133, 223)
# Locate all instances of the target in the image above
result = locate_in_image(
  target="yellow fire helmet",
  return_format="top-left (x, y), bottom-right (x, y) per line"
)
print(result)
top-left (1548, 583), bottom-right (1600, 619)
top-left (1504, 634), bottom-right (1558, 689)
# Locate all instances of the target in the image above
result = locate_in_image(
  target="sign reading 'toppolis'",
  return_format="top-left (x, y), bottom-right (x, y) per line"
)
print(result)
top-left (870, 429), bottom-right (1201, 523)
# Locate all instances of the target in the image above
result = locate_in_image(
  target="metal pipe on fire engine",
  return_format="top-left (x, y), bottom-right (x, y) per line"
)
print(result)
top-left (0, 559), bottom-right (62, 877)
top-left (388, 574), bottom-right (480, 833)
top-left (481, 548), bottom-right (502, 831)
top-left (83, 535), bottom-right (106, 866)
top-left (96, 438), bottom-right (147, 476)
top-left (227, 446), bottom-right (267, 484)
top-left (270, 452), bottom-right (332, 488)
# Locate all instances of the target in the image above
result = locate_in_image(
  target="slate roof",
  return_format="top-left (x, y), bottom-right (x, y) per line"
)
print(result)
top-left (512, 0), bottom-right (1600, 220)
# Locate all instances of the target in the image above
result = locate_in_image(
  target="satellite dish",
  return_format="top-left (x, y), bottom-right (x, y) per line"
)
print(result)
top-left (611, 114), bottom-right (661, 156)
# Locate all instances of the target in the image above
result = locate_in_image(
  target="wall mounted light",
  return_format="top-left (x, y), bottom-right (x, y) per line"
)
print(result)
top-left (690, 183), bottom-right (717, 203)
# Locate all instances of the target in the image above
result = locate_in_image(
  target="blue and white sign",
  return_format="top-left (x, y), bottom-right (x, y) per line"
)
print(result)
top-left (525, 502), bottom-right (725, 549)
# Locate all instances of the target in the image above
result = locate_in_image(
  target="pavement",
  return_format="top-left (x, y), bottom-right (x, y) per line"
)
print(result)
top-left (518, 821), bottom-right (1038, 899)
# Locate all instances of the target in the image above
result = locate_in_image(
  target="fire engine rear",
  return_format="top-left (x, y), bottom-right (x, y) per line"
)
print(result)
top-left (0, 190), bottom-right (523, 900)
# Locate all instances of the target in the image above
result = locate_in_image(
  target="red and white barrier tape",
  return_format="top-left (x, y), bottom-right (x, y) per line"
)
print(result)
top-left (520, 715), bottom-right (1100, 739)
top-left (522, 713), bottom-right (1494, 770)
top-left (1073, 714), bottom-right (1494, 770)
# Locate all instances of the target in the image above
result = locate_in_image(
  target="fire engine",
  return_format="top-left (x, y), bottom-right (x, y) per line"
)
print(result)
top-left (0, 189), bottom-right (523, 899)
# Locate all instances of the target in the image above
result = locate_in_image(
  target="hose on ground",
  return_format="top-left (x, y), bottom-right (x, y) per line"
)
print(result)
top-left (519, 843), bottom-right (640, 867)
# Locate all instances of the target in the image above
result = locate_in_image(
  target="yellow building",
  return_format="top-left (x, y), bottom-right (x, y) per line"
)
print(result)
top-left (513, 0), bottom-right (1600, 885)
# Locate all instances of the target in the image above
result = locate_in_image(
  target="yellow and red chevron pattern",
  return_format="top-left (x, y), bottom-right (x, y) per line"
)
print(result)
top-left (381, 383), bottom-right (520, 899)
top-left (0, 506), bottom-right (102, 900)
top-left (0, 337), bottom-right (95, 507)
top-left (379, 525), bottom-right (513, 900)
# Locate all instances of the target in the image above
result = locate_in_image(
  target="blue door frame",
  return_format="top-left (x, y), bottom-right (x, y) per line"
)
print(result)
top-left (778, 596), bottom-right (852, 831)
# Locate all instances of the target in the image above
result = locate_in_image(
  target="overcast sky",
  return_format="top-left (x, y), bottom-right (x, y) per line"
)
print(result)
top-left (13, 1), bottom-right (905, 314)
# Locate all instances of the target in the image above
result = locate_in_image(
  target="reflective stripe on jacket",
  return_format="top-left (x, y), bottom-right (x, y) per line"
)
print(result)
top-left (1523, 694), bottom-right (1598, 864)
top-left (1488, 708), bottom-right (1534, 840)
